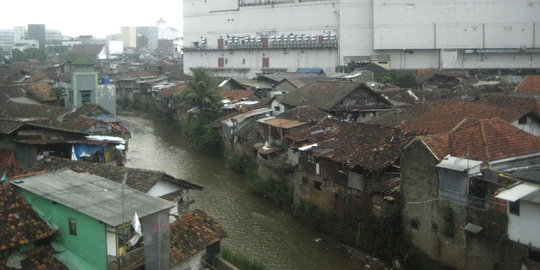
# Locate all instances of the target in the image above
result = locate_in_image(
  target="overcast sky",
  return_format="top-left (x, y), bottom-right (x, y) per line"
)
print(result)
top-left (0, 0), bottom-right (183, 38)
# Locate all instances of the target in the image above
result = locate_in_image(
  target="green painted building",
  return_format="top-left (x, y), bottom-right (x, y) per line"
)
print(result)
top-left (14, 169), bottom-right (174, 270)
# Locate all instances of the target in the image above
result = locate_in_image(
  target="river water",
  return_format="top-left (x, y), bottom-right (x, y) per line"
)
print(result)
top-left (121, 112), bottom-right (366, 270)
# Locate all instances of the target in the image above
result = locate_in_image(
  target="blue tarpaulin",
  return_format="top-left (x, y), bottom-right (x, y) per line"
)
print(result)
top-left (73, 144), bottom-right (106, 160)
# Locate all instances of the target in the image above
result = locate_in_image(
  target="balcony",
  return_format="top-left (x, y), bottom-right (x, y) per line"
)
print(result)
top-left (108, 247), bottom-right (145, 270)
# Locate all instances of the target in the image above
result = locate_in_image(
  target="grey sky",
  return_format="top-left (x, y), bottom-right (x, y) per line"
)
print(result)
top-left (0, 0), bottom-right (182, 38)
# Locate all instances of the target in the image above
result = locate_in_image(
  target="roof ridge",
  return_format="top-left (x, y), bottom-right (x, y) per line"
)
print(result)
top-left (479, 119), bottom-right (491, 161)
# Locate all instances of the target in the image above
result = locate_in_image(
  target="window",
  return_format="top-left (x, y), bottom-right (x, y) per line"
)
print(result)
top-left (80, 90), bottom-right (92, 103)
top-left (274, 106), bottom-right (281, 111)
top-left (410, 218), bottom-right (419, 229)
top-left (431, 221), bottom-right (438, 232)
top-left (242, 59), bottom-right (246, 64)
top-left (302, 177), bottom-right (308, 184)
top-left (518, 116), bottom-right (527, 125)
top-left (307, 154), bottom-right (315, 164)
top-left (262, 57), bottom-right (269, 68)
top-left (338, 163), bottom-right (348, 174)
top-left (69, 218), bottom-right (77, 235)
top-left (509, 200), bottom-right (520, 215)
top-left (314, 181), bottom-right (322, 191)
top-left (218, 58), bottom-right (224, 68)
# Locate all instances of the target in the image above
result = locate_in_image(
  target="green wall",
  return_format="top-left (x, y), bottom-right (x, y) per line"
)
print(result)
top-left (18, 188), bottom-right (108, 270)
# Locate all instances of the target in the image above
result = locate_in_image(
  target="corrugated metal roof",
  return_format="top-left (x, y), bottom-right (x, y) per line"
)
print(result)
top-left (495, 182), bottom-right (540, 202)
top-left (436, 156), bottom-right (482, 173)
top-left (259, 118), bottom-right (306, 129)
top-left (12, 169), bottom-right (174, 227)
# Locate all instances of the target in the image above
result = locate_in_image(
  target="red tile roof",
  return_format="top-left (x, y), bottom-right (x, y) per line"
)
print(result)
top-left (161, 84), bottom-right (187, 99)
top-left (24, 72), bottom-right (49, 83)
top-left (481, 93), bottom-right (540, 114)
top-left (0, 182), bottom-right (56, 251)
top-left (25, 83), bottom-right (58, 102)
top-left (219, 89), bottom-right (255, 102)
top-left (170, 209), bottom-right (227, 264)
top-left (400, 101), bottom-right (532, 134)
top-left (422, 118), bottom-right (540, 161)
top-left (515, 75), bottom-right (540, 94)
top-left (288, 117), bottom-right (416, 170)
top-left (0, 150), bottom-right (23, 177)
top-left (0, 245), bottom-right (68, 270)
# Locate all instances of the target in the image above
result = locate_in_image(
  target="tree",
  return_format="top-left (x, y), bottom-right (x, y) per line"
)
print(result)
top-left (183, 67), bottom-right (220, 109)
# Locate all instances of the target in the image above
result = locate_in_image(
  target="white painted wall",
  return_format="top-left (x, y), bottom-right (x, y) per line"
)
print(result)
top-left (373, 0), bottom-right (540, 50)
top-left (106, 227), bottom-right (117, 256)
top-left (184, 0), bottom-right (540, 73)
top-left (508, 198), bottom-right (540, 249)
top-left (512, 116), bottom-right (540, 137)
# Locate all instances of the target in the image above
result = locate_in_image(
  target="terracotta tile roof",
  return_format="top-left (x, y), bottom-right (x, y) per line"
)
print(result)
top-left (0, 102), bottom-right (71, 122)
top-left (277, 106), bottom-right (329, 124)
top-left (422, 118), bottom-right (540, 161)
top-left (514, 75), bottom-right (540, 94)
top-left (25, 83), bottom-right (58, 102)
top-left (108, 122), bottom-right (131, 135)
top-left (368, 103), bottom-right (434, 128)
top-left (64, 103), bottom-right (111, 120)
top-left (29, 157), bottom-right (202, 192)
top-left (0, 183), bottom-right (56, 251)
top-left (170, 209), bottom-right (227, 264)
top-left (399, 101), bottom-right (532, 134)
top-left (288, 118), bottom-right (416, 170)
top-left (281, 80), bottom-right (390, 112)
top-left (219, 89), bottom-right (255, 102)
top-left (117, 70), bottom-right (156, 80)
top-left (480, 93), bottom-right (540, 114)
top-left (0, 245), bottom-right (68, 270)
top-left (0, 150), bottom-right (23, 177)
top-left (56, 116), bottom-right (103, 132)
top-left (0, 119), bottom-right (24, 134)
top-left (161, 84), bottom-right (187, 99)
top-left (24, 72), bottom-right (49, 83)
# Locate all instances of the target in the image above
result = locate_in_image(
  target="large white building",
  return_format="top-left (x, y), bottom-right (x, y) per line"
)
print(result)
top-left (183, 0), bottom-right (540, 78)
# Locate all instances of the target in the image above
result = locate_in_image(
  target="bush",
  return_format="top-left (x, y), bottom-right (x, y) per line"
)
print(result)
top-left (221, 247), bottom-right (269, 270)
top-left (183, 117), bottom-right (223, 155)
top-left (228, 154), bottom-right (255, 175)
top-left (246, 175), bottom-right (293, 209)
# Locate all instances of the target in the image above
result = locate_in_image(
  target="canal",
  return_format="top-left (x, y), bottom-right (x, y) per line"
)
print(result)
top-left (121, 112), bottom-right (366, 270)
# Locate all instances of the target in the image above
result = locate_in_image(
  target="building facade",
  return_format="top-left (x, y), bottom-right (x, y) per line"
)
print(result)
top-left (183, 0), bottom-right (540, 78)
top-left (27, 24), bottom-right (46, 50)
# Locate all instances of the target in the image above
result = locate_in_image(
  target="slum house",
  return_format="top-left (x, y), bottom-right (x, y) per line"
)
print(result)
top-left (280, 80), bottom-right (393, 122)
top-left (0, 149), bottom-right (23, 177)
top-left (159, 84), bottom-right (188, 108)
top-left (286, 117), bottom-right (415, 220)
top-left (399, 100), bottom-right (540, 136)
top-left (23, 82), bottom-right (61, 106)
top-left (0, 118), bottom-right (122, 169)
top-left (170, 209), bottom-right (228, 270)
top-left (71, 44), bottom-right (109, 61)
top-left (366, 103), bottom-right (435, 128)
top-left (115, 70), bottom-right (157, 103)
top-left (513, 75), bottom-right (540, 99)
top-left (495, 172), bottom-right (540, 270)
top-left (236, 79), bottom-right (273, 98)
top-left (12, 169), bottom-right (175, 270)
top-left (29, 157), bottom-right (203, 215)
top-left (0, 182), bottom-right (68, 269)
top-left (256, 72), bottom-right (324, 97)
top-left (415, 69), bottom-right (464, 91)
top-left (221, 107), bottom-right (273, 154)
top-left (217, 77), bottom-right (248, 90)
top-left (480, 93), bottom-right (540, 115)
top-left (401, 118), bottom-right (540, 270)
top-left (219, 88), bottom-right (259, 112)
top-left (256, 106), bottom-right (329, 161)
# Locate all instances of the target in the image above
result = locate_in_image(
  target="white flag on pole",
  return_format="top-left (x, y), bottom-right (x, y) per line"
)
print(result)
top-left (127, 212), bottom-right (143, 247)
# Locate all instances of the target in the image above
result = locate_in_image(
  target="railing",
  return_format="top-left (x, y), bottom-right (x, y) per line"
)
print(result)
top-left (439, 189), bottom-right (504, 210)
top-left (110, 247), bottom-right (145, 270)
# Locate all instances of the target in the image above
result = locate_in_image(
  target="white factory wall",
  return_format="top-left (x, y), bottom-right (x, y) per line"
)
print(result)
top-left (373, 0), bottom-right (540, 50)
top-left (184, 0), bottom-right (540, 73)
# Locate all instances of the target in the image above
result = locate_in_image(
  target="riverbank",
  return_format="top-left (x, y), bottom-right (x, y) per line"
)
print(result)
top-left (120, 112), bottom-right (377, 270)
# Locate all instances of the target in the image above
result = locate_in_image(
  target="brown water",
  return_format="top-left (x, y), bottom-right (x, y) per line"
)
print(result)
top-left (121, 112), bottom-right (366, 270)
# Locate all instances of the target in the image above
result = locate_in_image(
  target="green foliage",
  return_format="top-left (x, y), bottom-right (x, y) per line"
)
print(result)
top-left (442, 205), bottom-right (456, 237)
top-left (375, 72), bottom-right (417, 88)
top-left (479, 209), bottom-right (508, 246)
top-left (246, 175), bottom-right (293, 209)
top-left (183, 67), bottom-right (221, 109)
top-left (228, 154), bottom-right (255, 175)
top-left (376, 73), bottom-right (397, 84)
top-left (221, 248), bottom-right (269, 270)
top-left (183, 116), bottom-right (223, 155)
top-left (11, 48), bottom-right (45, 62)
